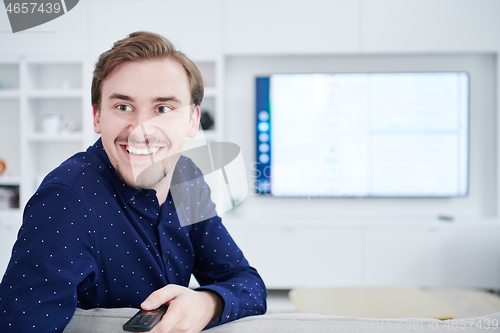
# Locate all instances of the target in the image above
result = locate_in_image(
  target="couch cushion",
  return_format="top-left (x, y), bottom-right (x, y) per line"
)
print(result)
top-left (64, 309), bottom-right (500, 333)
top-left (63, 308), bottom-right (137, 333)
top-left (211, 313), bottom-right (500, 333)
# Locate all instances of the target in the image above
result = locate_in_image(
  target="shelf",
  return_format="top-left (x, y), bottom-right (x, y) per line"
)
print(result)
top-left (204, 87), bottom-right (217, 97)
top-left (26, 90), bottom-right (83, 98)
top-left (26, 63), bottom-right (82, 90)
top-left (0, 208), bottom-right (21, 216)
top-left (194, 61), bottom-right (216, 88)
top-left (0, 183), bottom-right (20, 211)
top-left (0, 90), bottom-right (20, 98)
top-left (0, 63), bottom-right (20, 90)
top-left (0, 177), bottom-right (21, 186)
top-left (0, 98), bottom-right (20, 184)
top-left (0, 208), bottom-right (22, 228)
top-left (27, 133), bottom-right (84, 142)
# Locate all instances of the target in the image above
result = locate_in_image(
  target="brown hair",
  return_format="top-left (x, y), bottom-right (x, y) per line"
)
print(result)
top-left (91, 31), bottom-right (204, 111)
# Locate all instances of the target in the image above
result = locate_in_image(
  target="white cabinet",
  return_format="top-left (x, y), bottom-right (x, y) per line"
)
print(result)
top-left (226, 225), bottom-right (363, 289)
top-left (88, 0), bottom-right (223, 57)
top-left (223, 0), bottom-right (360, 55)
top-left (0, 58), bottom-right (93, 214)
top-left (364, 228), bottom-right (500, 288)
top-left (222, 0), bottom-right (500, 55)
top-left (361, 0), bottom-right (500, 53)
top-left (224, 223), bottom-right (500, 289)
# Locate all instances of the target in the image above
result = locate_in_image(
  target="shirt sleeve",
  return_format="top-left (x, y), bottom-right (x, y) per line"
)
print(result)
top-left (176, 157), bottom-right (267, 329)
top-left (190, 216), bottom-right (267, 329)
top-left (0, 183), bottom-right (97, 333)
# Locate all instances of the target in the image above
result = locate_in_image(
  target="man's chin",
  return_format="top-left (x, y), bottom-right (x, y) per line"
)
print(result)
top-left (125, 161), bottom-right (168, 190)
top-left (135, 174), bottom-right (166, 190)
top-left (114, 169), bottom-right (140, 189)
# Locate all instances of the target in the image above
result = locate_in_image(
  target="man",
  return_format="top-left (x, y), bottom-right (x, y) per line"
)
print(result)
top-left (0, 31), bottom-right (267, 332)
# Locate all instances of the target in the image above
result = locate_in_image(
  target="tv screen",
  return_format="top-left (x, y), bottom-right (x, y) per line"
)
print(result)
top-left (255, 72), bottom-right (469, 197)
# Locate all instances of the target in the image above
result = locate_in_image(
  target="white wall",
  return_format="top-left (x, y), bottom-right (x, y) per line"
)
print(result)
top-left (1, 0), bottom-right (499, 288)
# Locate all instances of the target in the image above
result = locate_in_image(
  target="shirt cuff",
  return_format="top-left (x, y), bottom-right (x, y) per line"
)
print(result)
top-left (195, 284), bottom-right (238, 329)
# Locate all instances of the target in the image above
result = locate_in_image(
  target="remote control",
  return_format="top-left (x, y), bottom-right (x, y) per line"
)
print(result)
top-left (123, 304), bottom-right (168, 332)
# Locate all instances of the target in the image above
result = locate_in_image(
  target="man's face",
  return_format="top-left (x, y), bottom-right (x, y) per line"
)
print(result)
top-left (94, 58), bottom-right (200, 189)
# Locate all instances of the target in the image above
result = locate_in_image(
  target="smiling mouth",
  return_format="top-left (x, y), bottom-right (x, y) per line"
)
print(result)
top-left (126, 146), bottom-right (161, 156)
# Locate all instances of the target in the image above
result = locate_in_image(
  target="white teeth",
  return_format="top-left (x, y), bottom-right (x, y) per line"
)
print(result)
top-left (126, 146), bottom-right (160, 155)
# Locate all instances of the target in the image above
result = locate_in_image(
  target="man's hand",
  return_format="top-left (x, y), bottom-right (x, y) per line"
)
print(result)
top-left (140, 284), bottom-right (224, 333)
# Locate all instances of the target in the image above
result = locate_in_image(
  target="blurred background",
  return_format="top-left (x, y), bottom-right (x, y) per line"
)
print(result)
top-left (0, 0), bottom-right (499, 313)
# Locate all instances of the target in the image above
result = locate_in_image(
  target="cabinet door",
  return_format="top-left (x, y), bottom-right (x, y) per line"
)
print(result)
top-left (223, 0), bottom-right (360, 55)
top-left (365, 229), bottom-right (500, 288)
top-left (361, 0), bottom-right (500, 52)
top-left (89, 0), bottom-right (222, 57)
top-left (227, 227), bottom-right (363, 289)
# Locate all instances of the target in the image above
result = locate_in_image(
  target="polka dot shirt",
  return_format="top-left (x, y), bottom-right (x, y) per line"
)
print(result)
top-left (0, 139), bottom-right (267, 332)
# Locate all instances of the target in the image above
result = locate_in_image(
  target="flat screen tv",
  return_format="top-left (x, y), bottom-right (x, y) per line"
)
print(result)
top-left (255, 72), bottom-right (469, 197)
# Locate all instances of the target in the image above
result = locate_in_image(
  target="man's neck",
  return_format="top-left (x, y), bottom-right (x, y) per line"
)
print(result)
top-left (152, 172), bottom-right (173, 206)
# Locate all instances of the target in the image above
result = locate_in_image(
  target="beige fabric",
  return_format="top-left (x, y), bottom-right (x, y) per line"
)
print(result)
top-left (427, 288), bottom-right (500, 319)
top-left (289, 287), bottom-right (456, 319)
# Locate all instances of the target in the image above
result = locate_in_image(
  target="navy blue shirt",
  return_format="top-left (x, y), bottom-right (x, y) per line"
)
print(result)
top-left (0, 139), bottom-right (266, 332)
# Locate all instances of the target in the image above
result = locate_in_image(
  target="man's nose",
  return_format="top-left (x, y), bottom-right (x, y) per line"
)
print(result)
top-left (131, 111), bottom-right (157, 139)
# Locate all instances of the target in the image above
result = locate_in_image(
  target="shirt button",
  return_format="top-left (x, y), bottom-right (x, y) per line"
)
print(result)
top-left (165, 258), bottom-right (171, 265)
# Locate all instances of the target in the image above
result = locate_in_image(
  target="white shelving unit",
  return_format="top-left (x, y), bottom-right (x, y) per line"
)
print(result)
top-left (0, 60), bottom-right (23, 276)
top-left (188, 56), bottom-right (224, 146)
top-left (0, 57), bottom-right (95, 232)
top-left (0, 61), bottom-right (21, 220)
top-left (19, 58), bottom-right (92, 207)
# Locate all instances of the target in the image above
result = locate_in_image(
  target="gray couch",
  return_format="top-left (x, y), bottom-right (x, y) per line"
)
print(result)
top-left (63, 288), bottom-right (500, 332)
top-left (64, 308), bottom-right (500, 333)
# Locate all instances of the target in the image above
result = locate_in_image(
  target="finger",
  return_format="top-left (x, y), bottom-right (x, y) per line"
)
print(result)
top-left (157, 303), bottom-right (183, 333)
top-left (141, 285), bottom-right (182, 310)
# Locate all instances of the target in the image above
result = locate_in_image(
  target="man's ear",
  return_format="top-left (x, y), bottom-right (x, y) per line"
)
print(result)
top-left (187, 105), bottom-right (201, 138)
top-left (93, 106), bottom-right (102, 134)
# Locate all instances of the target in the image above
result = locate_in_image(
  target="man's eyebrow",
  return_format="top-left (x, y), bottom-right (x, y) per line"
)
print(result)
top-left (108, 94), bottom-right (183, 104)
top-left (109, 93), bottom-right (134, 102)
top-left (152, 96), bottom-right (182, 104)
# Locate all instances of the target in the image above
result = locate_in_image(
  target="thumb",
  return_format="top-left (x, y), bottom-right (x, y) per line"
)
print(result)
top-left (141, 285), bottom-right (181, 310)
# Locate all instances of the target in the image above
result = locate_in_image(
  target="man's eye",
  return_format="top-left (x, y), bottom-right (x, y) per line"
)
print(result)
top-left (157, 106), bottom-right (173, 114)
top-left (117, 105), bottom-right (132, 112)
